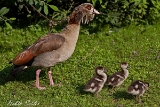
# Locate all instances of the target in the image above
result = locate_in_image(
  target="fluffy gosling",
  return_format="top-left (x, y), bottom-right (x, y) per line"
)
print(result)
top-left (84, 66), bottom-right (107, 97)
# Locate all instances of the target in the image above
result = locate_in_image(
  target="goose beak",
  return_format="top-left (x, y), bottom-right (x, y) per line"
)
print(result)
top-left (93, 9), bottom-right (100, 14)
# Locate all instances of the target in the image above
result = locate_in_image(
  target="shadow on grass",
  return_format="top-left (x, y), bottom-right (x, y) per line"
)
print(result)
top-left (0, 66), bottom-right (12, 85)
top-left (0, 65), bottom-right (45, 86)
top-left (112, 90), bottom-right (134, 100)
top-left (76, 84), bottom-right (86, 94)
top-left (75, 84), bottom-right (95, 97)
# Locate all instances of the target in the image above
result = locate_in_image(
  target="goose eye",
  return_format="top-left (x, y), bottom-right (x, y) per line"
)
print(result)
top-left (85, 5), bottom-right (92, 10)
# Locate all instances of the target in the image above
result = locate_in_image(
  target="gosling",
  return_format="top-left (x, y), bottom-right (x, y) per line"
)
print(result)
top-left (126, 80), bottom-right (149, 102)
top-left (105, 62), bottom-right (130, 92)
top-left (84, 66), bottom-right (107, 97)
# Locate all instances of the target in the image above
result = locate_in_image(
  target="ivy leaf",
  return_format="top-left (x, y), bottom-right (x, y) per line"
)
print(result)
top-left (18, 5), bottom-right (24, 10)
top-left (34, 0), bottom-right (38, 5)
top-left (9, 17), bottom-right (16, 20)
top-left (0, 7), bottom-right (10, 16)
top-left (49, 5), bottom-right (59, 11)
top-left (91, 0), bottom-right (96, 6)
top-left (37, 6), bottom-right (42, 12)
top-left (47, 0), bottom-right (52, 3)
top-left (27, 14), bottom-right (31, 17)
top-left (5, 22), bottom-right (12, 29)
top-left (44, 4), bottom-right (48, 15)
top-left (35, 3), bottom-right (42, 12)
top-left (38, 1), bottom-right (44, 6)
top-left (29, 0), bottom-right (34, 5)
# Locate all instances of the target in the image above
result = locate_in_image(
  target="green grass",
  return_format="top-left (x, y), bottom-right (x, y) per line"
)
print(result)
top-left (0, 22), bottom-right (160, 107)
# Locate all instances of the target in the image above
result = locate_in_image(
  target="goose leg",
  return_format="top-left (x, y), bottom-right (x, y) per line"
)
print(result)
top-left (48, 68), bottom-right (54, 86)
top-left (48, 68), bottom-right (62, 87)
top-left (35, 69), bottom-right (46, 90)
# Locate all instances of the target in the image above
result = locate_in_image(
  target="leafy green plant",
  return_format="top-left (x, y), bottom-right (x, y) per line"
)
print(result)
top-left (0, 7), bottom-right (16, 28)
top-left (1, 0), bottom-right (160, 28)
top-left (0, 0), bottom-right (62, 27)
top-left (26, 0), bottom-right (60, 15)
top-left (146, 0), bottom-right (160, 24)
top-left (88, 0), bottom-right (160, 26)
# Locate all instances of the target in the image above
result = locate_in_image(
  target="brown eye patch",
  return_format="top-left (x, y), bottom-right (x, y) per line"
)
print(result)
top-left (85, 5), bottom-right (92, 10)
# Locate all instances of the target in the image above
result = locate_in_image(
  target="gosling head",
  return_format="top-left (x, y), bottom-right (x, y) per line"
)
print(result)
top-left (95, 66), bottom-right (106, 75)
top-left (120, 62), bottom-right (130, 69)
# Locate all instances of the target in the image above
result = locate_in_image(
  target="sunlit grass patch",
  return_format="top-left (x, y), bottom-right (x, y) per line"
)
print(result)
top-left (0, 23), bottom-right (160, 106)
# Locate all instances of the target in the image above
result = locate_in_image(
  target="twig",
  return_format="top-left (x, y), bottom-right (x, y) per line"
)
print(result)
top-left (29, 2), bottom-right (78, 32)
top-left (24, 5), bottom-right (31, 13)
top-left (30, 4), bottom-right (50, 21)
top-left (30, 4), bottom-right (58, 33)
top-left (48, 2), bottom-right (75, 23)
top-left (67, 2), bottom-right (75, 13)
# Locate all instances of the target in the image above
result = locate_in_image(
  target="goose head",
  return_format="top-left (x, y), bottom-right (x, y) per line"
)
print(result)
top-left (95, 66), bottom-right (106, 76)
top-left (69, 3), bottom-right (100, 24)
top-left (120, 62), bottom-right (130, 69)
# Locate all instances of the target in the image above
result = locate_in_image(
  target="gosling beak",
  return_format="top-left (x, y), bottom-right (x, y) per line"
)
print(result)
top-left (103, 69), bottom-right (107, 72)
top-left (127, 66), bottom-right (131, 68)
top-left (93, 9), bottom-right (100, 14)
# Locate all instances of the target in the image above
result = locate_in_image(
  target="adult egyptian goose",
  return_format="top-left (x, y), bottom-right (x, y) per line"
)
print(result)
top-left (126, 80), bottom-right (149, 102)
top-left (84, 66), bottom-right (107, 97)
top-left (105, 62), bottom-right (130, 92)
top-left (10, 3), bottom-right (100, 90)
